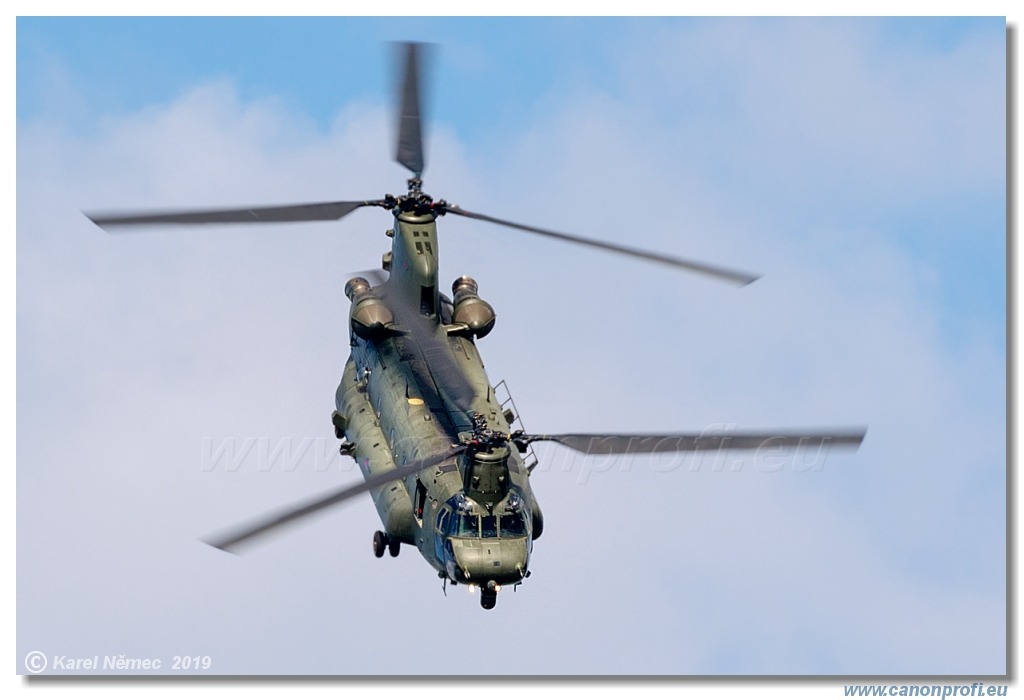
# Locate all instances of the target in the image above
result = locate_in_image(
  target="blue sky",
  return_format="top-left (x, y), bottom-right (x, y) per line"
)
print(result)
top-left (16, 16), bottom-right (1007, 679)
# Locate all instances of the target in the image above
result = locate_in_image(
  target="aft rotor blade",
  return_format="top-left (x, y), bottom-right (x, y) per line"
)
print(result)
top-left (525, 428), bottom-right (866, 454)
top-left (86, 200), bottom-right (385, 230)
top-left (395, 42), bottom-right (428, 176)
top-left (445, 205), bottom-right (760, 286)
top-left (205, 446), bottom-right (466, 553)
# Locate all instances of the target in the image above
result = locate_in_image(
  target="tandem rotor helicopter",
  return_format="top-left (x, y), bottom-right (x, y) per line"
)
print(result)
top-left (87, 43), bottom-right (865, 610)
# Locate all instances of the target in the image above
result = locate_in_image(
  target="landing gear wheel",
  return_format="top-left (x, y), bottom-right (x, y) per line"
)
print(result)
top-left (372, 530), bottom-right (387, 558)
top-left (480, 580), bottom-right (499, 610)
top-left (388, 539), bottom-right (401, 557)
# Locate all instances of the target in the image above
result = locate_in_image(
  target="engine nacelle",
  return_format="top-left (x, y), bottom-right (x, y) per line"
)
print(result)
top-left (346, 276), bottom-right (393, 341)
top-left (451, 276), bottom-right (496, 338)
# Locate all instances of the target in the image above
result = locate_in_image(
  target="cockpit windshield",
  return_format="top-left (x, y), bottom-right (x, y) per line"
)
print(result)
top-left (441, 496), bottom-right (529, 539)
top-left (499, 512), bottom-right (527, 537)
top-left (456, 513), bottom-right (478, 537)
top-left (481, 515), bottom-right (498, 538)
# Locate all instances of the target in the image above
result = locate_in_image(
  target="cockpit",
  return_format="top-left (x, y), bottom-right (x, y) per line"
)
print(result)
top-left (433, 492), bottom-right (531, 586)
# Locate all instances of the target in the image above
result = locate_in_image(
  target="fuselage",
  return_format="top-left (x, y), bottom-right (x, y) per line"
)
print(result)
top-left (335, 209), bottom-right (541, 591)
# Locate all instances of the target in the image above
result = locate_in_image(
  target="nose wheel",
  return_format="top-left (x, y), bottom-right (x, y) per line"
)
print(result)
top-left (372, 530), bottom-right (401, 558)
top-left (480, 580), bottom-right (499, 610)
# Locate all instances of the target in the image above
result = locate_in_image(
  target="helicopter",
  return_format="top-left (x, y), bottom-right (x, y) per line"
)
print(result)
top-left (86, 43), bottom-right (866, 610)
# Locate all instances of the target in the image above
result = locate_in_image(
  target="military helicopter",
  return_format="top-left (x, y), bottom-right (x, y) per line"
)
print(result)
top-left (86, 43), bottom-right (865, 610)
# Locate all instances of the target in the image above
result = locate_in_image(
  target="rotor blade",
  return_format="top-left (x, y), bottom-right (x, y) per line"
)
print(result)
top-left (524, 428), bottom-right (866, 455)
top-left (347, 268), bottom-right (389, 288)
top-left (445, 205), bottom-right (760, 286)
top-left (395, 42), bottom-right (428, 176)
top-left (410, 320), bottom-right (477, 412)
top-left (205, 446), bottom-right (466, 553)
top-left (345, 269), bottom-right (476, 412)
top-left (381, 283), bottom-right (477, 413)
top-left (86, 200), bottom-right (384, 230)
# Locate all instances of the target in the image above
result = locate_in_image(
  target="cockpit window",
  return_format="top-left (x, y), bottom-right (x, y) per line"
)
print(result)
top-left (456, 514), bottom-right (478, 537)
top-left (500, 512), bottom-right (527, 537)
top-left (481, 515), bottom-right (498, 538)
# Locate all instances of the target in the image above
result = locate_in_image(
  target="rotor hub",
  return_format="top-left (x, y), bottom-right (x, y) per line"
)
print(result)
top-left (378, 184), bottom-right (449, 218)
top-left (462, 412), bottom-right (511, 451)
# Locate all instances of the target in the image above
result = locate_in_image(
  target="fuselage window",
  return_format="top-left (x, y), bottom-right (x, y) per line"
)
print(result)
top-left (434, 510), bottom-right (450, 561)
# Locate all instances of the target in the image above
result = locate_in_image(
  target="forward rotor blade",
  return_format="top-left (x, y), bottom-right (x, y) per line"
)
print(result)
top-left (445, 205), bottom-right (760, 286)
top-left (410, 319), bottom-right (478, 412)
top-left (205, 446), bottom-right (466, 553)
top-left (525, 428), bottom-right (866, 455)
top-left (346, 269), bottom-right (476, 412)
top-left (380, 283), bottom-right (477, 413)
top-left (348, 268), bottom-right (389, 288)
top-left (395, 42), bottom-right (428, 176)
top-left (86, 200), bottom-right (384, 230)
